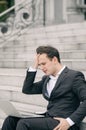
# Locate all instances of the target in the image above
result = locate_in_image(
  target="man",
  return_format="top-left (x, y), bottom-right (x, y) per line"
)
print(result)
top-left (2, 45), bottom-right (86, 130)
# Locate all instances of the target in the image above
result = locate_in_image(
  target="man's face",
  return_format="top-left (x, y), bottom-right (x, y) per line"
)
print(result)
top-left (38, 53), bottom-right (58, 76)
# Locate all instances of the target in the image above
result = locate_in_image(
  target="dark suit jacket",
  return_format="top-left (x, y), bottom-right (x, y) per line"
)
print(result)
top-left (22, 67), bottom-right (86, 126)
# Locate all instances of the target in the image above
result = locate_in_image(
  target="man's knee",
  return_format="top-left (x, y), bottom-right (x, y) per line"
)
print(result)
top-left (2, 116), bottom-right (20, 130)
top-left (2, 116), bottom-right (14, 130)
top-left (2, 116), bottom-right (13, 126)
top-left (16, 119), bottom-right (30, 130)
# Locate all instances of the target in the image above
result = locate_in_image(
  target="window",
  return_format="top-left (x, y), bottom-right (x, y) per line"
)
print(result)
top-left (84, 0), bottom-right (86, 19)
top-left (84, 0), bottom-right (86, 4)
top-left (76, 0), bottom-right (86, 20)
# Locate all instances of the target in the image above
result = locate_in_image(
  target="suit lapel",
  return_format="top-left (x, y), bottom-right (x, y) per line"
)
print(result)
top-left (42, 67), bottom-right (69, 100)
top-left (42, 76), bottom-right (50, 100)
top-left (50, 67), bottom-right (69, 96)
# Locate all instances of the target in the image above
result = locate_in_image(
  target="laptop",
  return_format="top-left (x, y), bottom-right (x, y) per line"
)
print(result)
top-left (0, 100), bottom-right (45, 118)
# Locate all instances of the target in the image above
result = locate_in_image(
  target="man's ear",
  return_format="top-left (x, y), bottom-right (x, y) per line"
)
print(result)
top-left (53, 56), bottom-right (58, 63)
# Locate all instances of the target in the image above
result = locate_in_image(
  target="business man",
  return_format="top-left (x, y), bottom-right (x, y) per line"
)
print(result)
top-left (2, 45), bottom-right (86, 130)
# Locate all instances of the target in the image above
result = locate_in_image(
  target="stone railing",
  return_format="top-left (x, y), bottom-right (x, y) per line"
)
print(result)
top-left (0, 0), bottom-right (44, 46)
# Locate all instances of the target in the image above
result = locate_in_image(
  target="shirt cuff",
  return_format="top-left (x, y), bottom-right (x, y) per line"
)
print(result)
top-left (28, 67), bottom-right (37, 72)
top-left (66, 118), bottom-right (75, 126)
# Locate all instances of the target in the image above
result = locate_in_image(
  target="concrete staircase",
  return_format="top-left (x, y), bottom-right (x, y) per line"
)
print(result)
top-left (0, 22), bottom-right (86, 129)
top-left (0, 22), bottom-right (86, 70)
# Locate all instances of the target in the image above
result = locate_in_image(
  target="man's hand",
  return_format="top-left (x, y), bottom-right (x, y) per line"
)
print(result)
top-left (53, 117), bottom-right (70, 130)
top-left (33, 54), bottom-right (40, 69)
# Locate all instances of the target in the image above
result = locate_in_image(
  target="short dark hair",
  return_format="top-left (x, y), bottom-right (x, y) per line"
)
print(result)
top-left (36, 45), bottom-right (61, 63)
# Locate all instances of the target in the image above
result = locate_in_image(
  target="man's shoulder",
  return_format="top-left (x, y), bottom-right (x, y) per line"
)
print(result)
top-left (67, 67), bottom-right (84, 77)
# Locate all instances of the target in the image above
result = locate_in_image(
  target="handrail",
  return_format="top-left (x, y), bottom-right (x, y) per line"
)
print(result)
top-left (0, 5), bottom-right (15, 17)
top-left (0, 0), bottom-right (32, 17)
top-left (0, 24), bottom-right (32, 48)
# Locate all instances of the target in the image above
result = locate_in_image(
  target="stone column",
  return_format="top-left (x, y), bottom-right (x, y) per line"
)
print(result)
top-left (45, 0), bottom-right (55, 25)
top-left (54, 0), bottom-right (66, 24)
top-left (45, 0), bottom-right (67, 25)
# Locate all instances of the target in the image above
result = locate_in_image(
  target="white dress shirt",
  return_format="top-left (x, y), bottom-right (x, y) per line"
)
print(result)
top-left (28, 66), bottom-right (74, 126)
top-left (47, 66), bottom-right (65, 97)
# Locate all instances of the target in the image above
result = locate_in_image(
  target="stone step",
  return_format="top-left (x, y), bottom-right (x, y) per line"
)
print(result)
top-left (0, 59), bottom-right (86, 70)
top-left (0, 51), bottom-right (85, 59)
top-left (0, 66), bottom-right (86, 85)
top-left (16, 50), bottom-right (86, 60)
top-left (0, 23), bottom-right (86, 47)
top-left (62, 59), bottom-right (86, 71)
top-left (21, 25), bottom-right (86, 39)
top-left (0, 68), bottom-right (43, 86)
top-left (0, 50), bottom-right (86, 59)
top-left (0, 68), bottom-right (25, 76)
top-left (0, 73), bottom-right (25, 87)
top-left (60, 50), bottom-right (86, 59)
top-left (1, 43), bottom-right (86, 53)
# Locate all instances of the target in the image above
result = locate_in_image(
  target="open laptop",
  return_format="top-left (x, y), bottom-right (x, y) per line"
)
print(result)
top-left (0, 100), bottom-right (45, 118)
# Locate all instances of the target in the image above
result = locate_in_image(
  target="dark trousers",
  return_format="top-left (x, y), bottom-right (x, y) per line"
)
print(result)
top-left (2, 116), bottom-right (80, 130)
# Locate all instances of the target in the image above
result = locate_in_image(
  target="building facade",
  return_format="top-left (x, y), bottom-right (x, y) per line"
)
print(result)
top-left (0, 0), bottom-right (86, 26)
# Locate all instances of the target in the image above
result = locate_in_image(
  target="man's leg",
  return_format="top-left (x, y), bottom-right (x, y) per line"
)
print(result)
top-left (2, 116), bottom-right (59, 130)
top-left (69, 125), bottom-right (80, 130)
top-left (2, 116), bottom-right (80, 130)
top-left (16, 117), bottom-right (59, 130)
top-left (2, 116), bottom-right (20, 130)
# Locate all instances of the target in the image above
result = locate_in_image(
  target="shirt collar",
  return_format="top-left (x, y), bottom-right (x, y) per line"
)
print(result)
top-left (49, 66), bottom-right (66, 80)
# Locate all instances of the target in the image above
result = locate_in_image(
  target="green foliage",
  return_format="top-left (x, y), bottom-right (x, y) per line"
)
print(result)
top-left (0, 0), bottom-right (14, 22)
